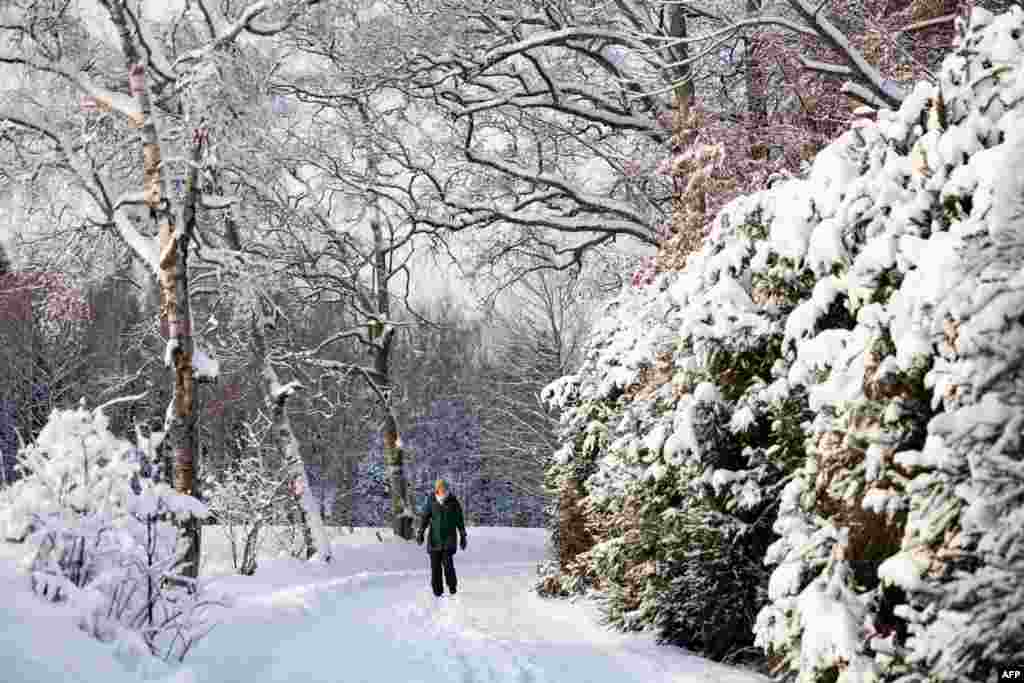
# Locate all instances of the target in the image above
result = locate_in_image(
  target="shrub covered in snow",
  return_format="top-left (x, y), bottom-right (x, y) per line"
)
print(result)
top-left (539, 7), bottom-right (1024, 680)
top-left (204, 424), bottom-right (293, 575)
top-left (0, 404), bottom-right (220, 665)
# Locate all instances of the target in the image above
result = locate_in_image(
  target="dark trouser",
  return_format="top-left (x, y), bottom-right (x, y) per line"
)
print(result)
top-left (429, 549), bottom-right (457, 596)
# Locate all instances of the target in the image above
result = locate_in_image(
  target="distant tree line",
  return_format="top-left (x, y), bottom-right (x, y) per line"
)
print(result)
top-left (0, 239), bottom-right (586, 529)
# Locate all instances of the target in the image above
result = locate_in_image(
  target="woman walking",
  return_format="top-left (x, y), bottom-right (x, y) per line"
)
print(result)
top-left (416, 478), bottom-right (467, 597)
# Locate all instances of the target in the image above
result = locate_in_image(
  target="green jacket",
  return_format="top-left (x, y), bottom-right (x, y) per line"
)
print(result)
top-left (418, 494), bottom-right (466, 553)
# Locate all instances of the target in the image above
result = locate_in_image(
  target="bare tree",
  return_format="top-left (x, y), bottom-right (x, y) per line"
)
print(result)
top-left (278, 0), bottom-right (674, 281)
top-left (203, 81), bottom-right (441, 540)
top-left (278, 0), bottom-right (962, 282)
top-left (263, 210), bottom-right (423, 540)
top-left (204, 418), bottom-right (293, 575)
top-left (477, 268), bottom-right (594, 498)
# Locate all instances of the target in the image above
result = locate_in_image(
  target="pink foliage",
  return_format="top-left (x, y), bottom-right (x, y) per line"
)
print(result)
top-left (206, 383), bottom-right (243, 417)
top-left (622, 160), bottom-right (643, 177)
top-left (0, 272), bottom-right (93, 322)
top-left (653, 0), bottom-right (958, 270)
top-left (631, 256), bottom-right (657, 288)
top-left (128, 63), bottom-right (146, 97)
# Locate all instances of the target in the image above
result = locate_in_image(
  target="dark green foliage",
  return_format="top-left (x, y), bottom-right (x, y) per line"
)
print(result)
top-left (588, 468), bottom-right (778, 660)
top-left (737, 208), bottom-right (768, 241)
top-left (705, 339), bottom-right (781, 403)
top-left (753, 257), bottom-right (817, 309)
top-left (649, 503), bottom-right (773, 658)
top-left (690, 400), bottom-right (744, 470)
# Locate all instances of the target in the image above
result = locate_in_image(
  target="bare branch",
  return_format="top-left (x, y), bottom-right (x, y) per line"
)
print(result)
top-left (800, 57), bottom-right (855, 77)
top-left (898, 13), bottom-right (957, 34)
top-left (841, 81), bottom-right (891, 109)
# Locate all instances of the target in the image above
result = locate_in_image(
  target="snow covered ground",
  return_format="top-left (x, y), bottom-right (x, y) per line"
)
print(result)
top-left (1, 527), bottom-right (769, 683)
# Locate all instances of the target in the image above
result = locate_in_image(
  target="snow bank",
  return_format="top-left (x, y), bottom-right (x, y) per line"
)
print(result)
top-left (0, 542), bottom-right (182, 683)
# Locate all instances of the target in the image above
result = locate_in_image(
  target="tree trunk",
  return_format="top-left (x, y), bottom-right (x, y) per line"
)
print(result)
top-left (165, 142), bottom-right (202, 580)
top-left (335, 451), bottom-right (356, 528)
top-left (383, 413), bottom-right (412, 539)
top-left (667, 3), bottom-right (695, 120)
top-left (251, 313), bottom-right (331, 561)
top-left (104, 0), bottom-right (202, 580)
top-left (369, 219), bottom-right (413, 540)
top-left (240, 523), bottom-right (260, 576)
top-left (746, 0), bottom-right (769, 159)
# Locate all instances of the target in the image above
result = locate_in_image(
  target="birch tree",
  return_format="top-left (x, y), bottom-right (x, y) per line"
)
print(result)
top-left (0, 0), bottom-right (323, 575)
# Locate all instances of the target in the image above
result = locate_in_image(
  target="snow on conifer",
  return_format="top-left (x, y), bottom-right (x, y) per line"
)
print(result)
top-left (539, 6), bottom-right (1024, 680)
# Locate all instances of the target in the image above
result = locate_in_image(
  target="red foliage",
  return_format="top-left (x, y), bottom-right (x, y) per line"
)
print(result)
top-left (643, 0), bottom-right (961, 282)
top-left (631, 256), bottom-right (657, 288)
top-left (0, 272), bottom-right (93, 322)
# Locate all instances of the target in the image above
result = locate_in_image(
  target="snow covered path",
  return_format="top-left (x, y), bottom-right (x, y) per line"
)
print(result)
top-left (0, 528), bottom-right (768, 683)
top-left (185, 528), bottom-right (768, 683)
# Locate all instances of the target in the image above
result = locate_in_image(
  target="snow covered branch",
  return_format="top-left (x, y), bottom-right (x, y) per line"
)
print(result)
top-left (799, 57), bottom-right (855, 78)
top-left (478, 27), bottom-right (652, 66)
top-left (898, 13), bottom-right (957, 34)
top-left (199, 194), bottom-right (241, 210)
top-left (113, 210), bottom-right (161, 276)
top-left (840, 81), bottom-right (893, 109)
top-left (785, 0), bottom-right (902, 107)
top-left (173, 0), bottom-right (322, 66)
top-left (93, 390), bottom-right (151, 418)
top-left (269, 379), bottom-right (304, 405)
top-left (0, 55), bottom-right (143, 122)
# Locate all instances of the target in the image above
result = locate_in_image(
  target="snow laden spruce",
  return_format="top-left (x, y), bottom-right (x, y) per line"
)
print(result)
top-left (0, 404), bottom-right (221, 672)
top-left (538, 7), bottom-right (1024, 682)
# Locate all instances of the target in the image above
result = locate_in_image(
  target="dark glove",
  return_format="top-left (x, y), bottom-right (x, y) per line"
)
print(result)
top-left (416, 531), bottom-right (424, 545)
top-left (460, 535), bottom-right (467, 551)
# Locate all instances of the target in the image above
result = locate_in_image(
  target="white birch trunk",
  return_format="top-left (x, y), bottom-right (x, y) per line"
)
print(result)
top-left (103, 2), bottom-right (202, 578)
top-left (251, 315), bottom-right (331, 561)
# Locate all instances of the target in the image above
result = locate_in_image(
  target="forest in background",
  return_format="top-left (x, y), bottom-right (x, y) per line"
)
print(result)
top-left (0, 240), bottom-right (589, 528)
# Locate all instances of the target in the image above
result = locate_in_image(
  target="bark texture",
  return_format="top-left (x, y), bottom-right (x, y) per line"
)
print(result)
top-left (369, 219), bottom-right (413, 540)
top-left (104, 0), bottom-right (203, 578)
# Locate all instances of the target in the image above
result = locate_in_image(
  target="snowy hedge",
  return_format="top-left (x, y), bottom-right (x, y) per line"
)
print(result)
top-left (539, 7), bottom-right (1024, 681)
top-left (0, 405), bottom-right (220, 670)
